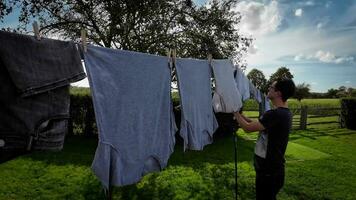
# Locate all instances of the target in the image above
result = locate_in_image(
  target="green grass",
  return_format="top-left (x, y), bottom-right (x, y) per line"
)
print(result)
top-left (1, 97), bottom-right (354, 200)
top-left (1, 121), bottom-right (356, 199)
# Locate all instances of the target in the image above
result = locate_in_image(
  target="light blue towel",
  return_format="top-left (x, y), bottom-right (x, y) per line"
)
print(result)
top-left (211, 59), bottom-right (243, 113)
top-left (264, 95), bottom-right (271, 111)
top-left (249, 80), bottom-right (259, 101)
top-left (234, 67), bottom-right (250, 101)
top-left (175, 58), bottom-right (218, 150)
top-left (84, 45), bottom-right (177, 187)
top-left (256, 89), bottom-right (262, 103)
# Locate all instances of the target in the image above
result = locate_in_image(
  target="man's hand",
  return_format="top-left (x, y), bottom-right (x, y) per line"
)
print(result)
top-left (233, 111), bottom-right (265, 133)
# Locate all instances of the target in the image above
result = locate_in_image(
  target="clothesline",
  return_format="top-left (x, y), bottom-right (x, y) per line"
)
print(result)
top-left (0, 28), bottom-right (271, 200)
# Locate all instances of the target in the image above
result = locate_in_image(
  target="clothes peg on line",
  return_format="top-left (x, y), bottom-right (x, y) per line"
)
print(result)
top-left (81, 29), bottom-right (87, 52)
top-left (32, 21), bottom-right (41, 40)
top-left (207, 53), bottom-right (212, 65)
top-left (172, 49), bottom-right (176, 64)
top-left (166, 48), bottom-right (171, 65)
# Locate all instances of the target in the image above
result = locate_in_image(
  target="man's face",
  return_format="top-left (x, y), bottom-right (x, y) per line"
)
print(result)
top-left (267, 81), bottom-right (280, 100)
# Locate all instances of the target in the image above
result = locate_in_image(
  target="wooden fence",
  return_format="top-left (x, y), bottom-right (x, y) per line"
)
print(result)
top-left (246, 106), bottom-right (343, 130)
top-left (289, 106), bottom-right (342, 130)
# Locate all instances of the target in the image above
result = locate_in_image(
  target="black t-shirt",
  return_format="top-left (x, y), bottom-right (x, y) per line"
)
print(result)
top-left (254, 107), bottom-right (292, 172)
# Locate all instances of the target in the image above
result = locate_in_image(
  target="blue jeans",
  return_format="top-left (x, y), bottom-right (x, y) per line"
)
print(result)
top-left (0, 31), bottom-right (85, 163)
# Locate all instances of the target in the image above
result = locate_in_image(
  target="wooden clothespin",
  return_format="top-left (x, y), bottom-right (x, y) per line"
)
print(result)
top-left (32, 21), bottom-right (41, 40)
top-left (207, 53), bottom-right (212, 65)
top-left (81, 29), bottom-right (87, 52)
top-left (172, 49), bottom-right (177, 64)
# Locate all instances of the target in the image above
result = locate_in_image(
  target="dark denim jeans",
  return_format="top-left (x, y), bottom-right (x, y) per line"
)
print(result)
top-left (0, 31), bottom-right (85, 163)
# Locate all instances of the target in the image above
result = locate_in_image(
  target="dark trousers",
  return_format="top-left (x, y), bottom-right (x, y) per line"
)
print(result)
top-left (255, 169), bottom-right (285, 200)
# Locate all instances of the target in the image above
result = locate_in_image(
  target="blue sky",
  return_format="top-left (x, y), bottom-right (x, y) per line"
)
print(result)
top-left (231, 0), bottom-right (356, 92)
top-left (1, 0), bottom-right (355, 92)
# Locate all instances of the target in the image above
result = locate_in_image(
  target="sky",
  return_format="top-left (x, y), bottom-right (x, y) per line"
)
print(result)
top-left (1, 0), bottom-right (356, 92)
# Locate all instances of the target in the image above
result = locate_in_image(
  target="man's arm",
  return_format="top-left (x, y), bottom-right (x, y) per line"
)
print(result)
top-left (240, 114), bottom-right (253, 123)
top-left (234, 112), bottom-right (265, 133)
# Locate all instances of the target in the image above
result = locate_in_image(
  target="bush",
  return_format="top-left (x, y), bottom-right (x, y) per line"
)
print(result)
top-left (340, 98), bottom-right (356, 130)
top-left (69, 87), bottom-right (97, 137)
top-left (136, 166), bottom-right (214, 200)
top-left (70, 88), bottom-right (239, 139)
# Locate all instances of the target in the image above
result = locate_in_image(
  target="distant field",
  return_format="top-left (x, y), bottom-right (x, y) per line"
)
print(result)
top-left (72, 88), bottom-right (341, 110)
top-left (241, 98), bottom-right (340, 111)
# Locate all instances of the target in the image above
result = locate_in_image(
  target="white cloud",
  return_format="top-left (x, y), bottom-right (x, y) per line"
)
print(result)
top-left (248, 44), bottom-right (258, 54)
top-left (294, 53), bottom-right (303, 61)
top-left (315, 50), bottom-right (335, 63)
top-left (234, 0), bottom-right (281, 36)
top-left (294, 50), bottom-right (355, 64)
top-left (295, 8), bottom-right (303, 17)
top-left (334, 56), bottom-right (354, 64)
top-left (304, 1), bottom-right (315, 6)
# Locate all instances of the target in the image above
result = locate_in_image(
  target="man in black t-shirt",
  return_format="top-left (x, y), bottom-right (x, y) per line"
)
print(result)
top-left (234, 79), bottom-right (296, 200)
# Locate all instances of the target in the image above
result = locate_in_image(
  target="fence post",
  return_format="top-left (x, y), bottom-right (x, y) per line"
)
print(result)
top-left (300, 105), bottom-right (308, 130)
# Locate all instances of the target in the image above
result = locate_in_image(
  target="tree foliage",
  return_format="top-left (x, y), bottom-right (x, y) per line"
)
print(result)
top-left (0, 1), bottom-right (12, 20)
top-left (268, 67), bottom-right (294, 83)
top-left (2, 0), bottom-right (251, 61)
top-left (247, 68), bottom-right (267, 93)
top-left (294, 82), bottom-right (310, 101)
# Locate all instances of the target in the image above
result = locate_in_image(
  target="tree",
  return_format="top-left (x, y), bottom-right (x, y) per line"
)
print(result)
top-left (294, 83), bottom-right (310, 101)
top-left (0, 1), bottom-right (12, 20)
top-left (351, 88), bottom-right (356, 97)
top-left (339, 86), bottom-right (347, 92)
top-left (266, 66), bottom-right (294, 91)
top-left (268, 67), bottom-right (294, 83)
top-left (325, 88), bottom-right (338, 98)
top-left (247, 68), bottom-right (267, 93)
top-left (2, 0), bottom-right (251, 61)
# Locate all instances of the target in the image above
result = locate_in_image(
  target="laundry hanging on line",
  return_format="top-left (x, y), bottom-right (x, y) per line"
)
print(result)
top-left (0, 30), bottom-right (86, 163)
top-left (0, 30), bottom-right (268, 186)
top-left (211, 59), bottom-right (243, 113)
top-left (175, 57), bottom-right (219, 151)
top-left (84, 45), bottom-right (177, 187)
top-left (234, 66), bottom-right (251, 101)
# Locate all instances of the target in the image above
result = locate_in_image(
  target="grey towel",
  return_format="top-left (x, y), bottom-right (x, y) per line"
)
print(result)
top-left (211, 59), bottom-right (243, 113)
top-left (175, 58), bottom-right (218, 150)
top-left (234, 66), bottom-right (250, 101)
top-left (84, 45), bottom-right (177, 187)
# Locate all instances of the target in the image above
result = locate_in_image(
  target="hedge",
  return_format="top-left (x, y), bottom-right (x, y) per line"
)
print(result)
top-left (69, 88), bottom-right (238, 138)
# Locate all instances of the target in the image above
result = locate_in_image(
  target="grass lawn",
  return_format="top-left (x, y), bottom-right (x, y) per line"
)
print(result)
top-left (1, 117), bottom-right (355, 199)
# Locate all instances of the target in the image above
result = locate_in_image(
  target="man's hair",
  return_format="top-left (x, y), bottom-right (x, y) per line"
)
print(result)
top-left (274, 79), bottom-right (296, 102)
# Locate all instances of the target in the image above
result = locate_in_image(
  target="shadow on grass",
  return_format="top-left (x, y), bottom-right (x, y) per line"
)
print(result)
top-left (289, 128), bottom-right (356, 141)
top-left (23, 135), bottom-right (99, 167)
top-left (14, 134), bottom-right (257, 200)
top-left (24, 132), bottom-right (256, 169)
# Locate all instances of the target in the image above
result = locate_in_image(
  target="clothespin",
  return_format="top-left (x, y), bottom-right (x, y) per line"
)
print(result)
top-left (172, 49), bottom-right (176, 64)
top-left (166, 48), bottom-right (171, 65)
top-left (81, 29), bottom-right (87, 52)
top-left (208, 53), bottom-right (212, 64)
top-left (32, 21), bottom-right (41, 40)
top-left (228, 56), bottom-right (234, 66)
